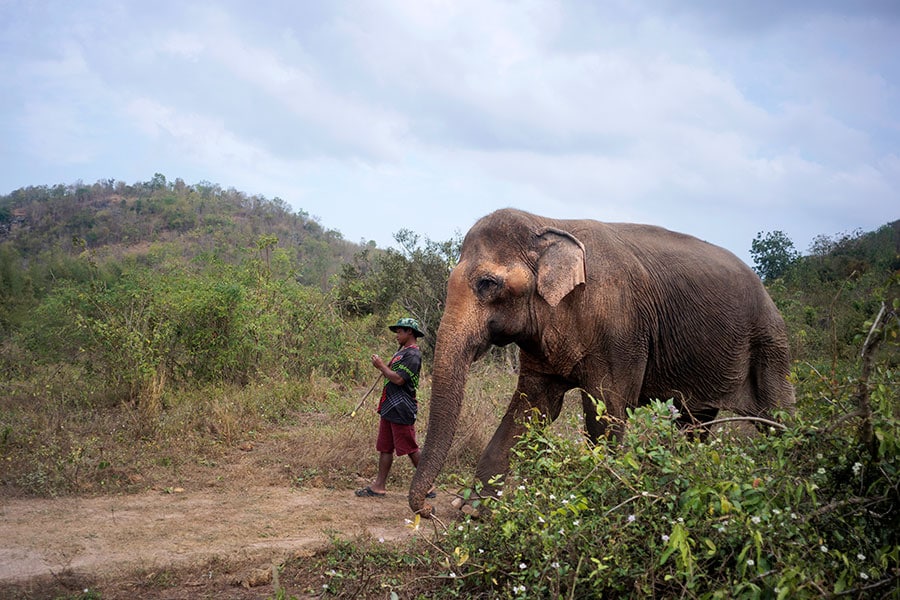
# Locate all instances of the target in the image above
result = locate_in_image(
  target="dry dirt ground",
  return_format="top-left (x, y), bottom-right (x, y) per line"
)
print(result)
top-left (0, 439), bottom-right (456, 600)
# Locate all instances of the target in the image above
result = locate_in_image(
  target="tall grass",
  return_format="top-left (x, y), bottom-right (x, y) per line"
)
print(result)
top-left (0, 346), bottom-right (519, 498)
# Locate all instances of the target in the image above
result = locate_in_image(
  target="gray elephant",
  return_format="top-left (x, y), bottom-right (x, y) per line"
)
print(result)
top-left (409, 208), bottom-right (794, 515)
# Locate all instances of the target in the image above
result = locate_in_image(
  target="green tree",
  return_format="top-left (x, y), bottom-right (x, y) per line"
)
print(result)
top-left (750, 230), bottom-right (799, 281)
top-left (335, 230), bottom-right (461, 355)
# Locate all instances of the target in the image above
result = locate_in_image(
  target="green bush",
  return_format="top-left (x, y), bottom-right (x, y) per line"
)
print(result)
top-left (438, 384), bottom-right (898, 599)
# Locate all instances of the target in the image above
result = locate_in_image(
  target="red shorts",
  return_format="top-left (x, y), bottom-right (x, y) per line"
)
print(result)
top-left (376, 418), bottom-right (419, 456)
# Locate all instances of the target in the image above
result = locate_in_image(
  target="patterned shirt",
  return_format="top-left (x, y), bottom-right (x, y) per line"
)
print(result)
top-left (377, 345), bottom-right (421, 425)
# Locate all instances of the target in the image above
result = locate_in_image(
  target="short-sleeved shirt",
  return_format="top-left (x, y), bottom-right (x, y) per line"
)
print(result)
top-left (377, 345), bottom-right (421, 425)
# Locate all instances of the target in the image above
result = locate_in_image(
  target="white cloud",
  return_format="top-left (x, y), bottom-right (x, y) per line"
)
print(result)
top-left (0, 0), bottom-right (897, 262)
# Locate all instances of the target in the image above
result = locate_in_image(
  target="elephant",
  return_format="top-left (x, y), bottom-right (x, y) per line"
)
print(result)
top-left (408, 208), bottom-right (794, 515)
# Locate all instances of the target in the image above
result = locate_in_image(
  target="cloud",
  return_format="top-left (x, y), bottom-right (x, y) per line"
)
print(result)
top-left (0, 0), bottom-right (897, 263)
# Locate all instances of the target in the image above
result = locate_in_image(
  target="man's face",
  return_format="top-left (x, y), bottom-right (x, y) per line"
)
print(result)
top-left (396, 327), bottom-right (415, 345)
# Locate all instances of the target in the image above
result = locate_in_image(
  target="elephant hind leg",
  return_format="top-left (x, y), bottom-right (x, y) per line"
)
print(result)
top-left (742, 343), bottom-right (795, 421)
top-left (676, 406), bottom-right (719, 440)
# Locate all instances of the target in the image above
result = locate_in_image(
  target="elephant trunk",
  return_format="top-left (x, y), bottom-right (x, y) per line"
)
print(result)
top-left (408, 324), bottom-right (478, 515)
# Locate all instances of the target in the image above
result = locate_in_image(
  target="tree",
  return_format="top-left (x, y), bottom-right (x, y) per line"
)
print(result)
top-left (750, 230), bottom-right (799, 282)
top-left (334, 229), bottom-right (462, 357)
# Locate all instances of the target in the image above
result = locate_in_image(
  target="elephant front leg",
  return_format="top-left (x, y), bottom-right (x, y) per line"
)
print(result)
top-left (471, 372), bottom-right (569, 499)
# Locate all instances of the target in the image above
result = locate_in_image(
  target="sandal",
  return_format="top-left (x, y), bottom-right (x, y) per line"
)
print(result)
top-left (355, 486), bottom-right (386, 497)
top-left (426, 490), bottom-right (437, 498)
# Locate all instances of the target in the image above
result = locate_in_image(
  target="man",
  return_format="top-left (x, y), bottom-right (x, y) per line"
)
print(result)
top-left (355, 317), bottom-right (434, 498)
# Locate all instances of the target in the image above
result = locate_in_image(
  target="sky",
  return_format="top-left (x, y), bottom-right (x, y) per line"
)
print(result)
top-left (1, 1), bottom-right (898, 265)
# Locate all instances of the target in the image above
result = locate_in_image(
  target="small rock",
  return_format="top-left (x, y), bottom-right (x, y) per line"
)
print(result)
top-left (237, 566), bottom-right (272, 588)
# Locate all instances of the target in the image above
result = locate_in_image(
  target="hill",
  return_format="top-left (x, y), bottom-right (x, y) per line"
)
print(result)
top-left (0, 173), bottom-right (363, 290)
top-left (766, 219), bottom-right (899, 364)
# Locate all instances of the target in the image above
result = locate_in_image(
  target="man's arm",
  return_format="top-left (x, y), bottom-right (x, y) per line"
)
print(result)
top-left (372, 355), bottom-right (406, 385)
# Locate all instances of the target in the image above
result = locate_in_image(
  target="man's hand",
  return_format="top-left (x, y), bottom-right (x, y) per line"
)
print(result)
top-left (372, 354), bottom-right (404, 385)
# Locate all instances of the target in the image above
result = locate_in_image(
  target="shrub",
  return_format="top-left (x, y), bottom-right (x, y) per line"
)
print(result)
top-left (438, 384), bottom-right (898, 599)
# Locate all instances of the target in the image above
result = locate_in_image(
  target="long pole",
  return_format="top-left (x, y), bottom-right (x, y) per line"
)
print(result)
top-left (347, 375), bottom-right (381, 417)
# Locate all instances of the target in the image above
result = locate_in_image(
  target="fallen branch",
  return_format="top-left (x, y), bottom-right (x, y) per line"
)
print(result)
top-left (856, 300), bottom-right (888, 455)
top-left (831, 572), bottom-right (900, 598)
top-left (603, 493), bottom-right (661, 517)
top-left (801, 496), bottom-right (872, 524)
top-left (692, 416), bottom-right (787, 431)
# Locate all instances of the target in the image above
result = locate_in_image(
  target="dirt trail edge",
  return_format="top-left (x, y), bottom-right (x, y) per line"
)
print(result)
top-left (0, 485), bottom-right (429, 584)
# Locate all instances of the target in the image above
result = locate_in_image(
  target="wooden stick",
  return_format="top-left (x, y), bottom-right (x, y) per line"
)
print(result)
top-left (346, 376), bottom-right (381, 417)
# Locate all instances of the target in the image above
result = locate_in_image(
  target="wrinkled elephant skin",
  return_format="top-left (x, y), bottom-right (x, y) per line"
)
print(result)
top-left (409, 209), bottom-right (794, 515)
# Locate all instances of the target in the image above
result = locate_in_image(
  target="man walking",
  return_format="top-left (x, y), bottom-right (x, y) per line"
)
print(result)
top-left (356, 318), bottom-right (434, 499)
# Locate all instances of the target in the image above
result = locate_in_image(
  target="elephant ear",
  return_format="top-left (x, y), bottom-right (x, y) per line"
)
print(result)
top-left (534, 227), bottom-right (586, 307)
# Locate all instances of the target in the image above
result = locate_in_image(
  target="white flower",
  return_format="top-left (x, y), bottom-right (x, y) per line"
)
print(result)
top-left (772, 509), bottom-right (781, 515)
top-left (817, 467), bottom-right (826, 475)
top-left (852, 462), bottom-right (863, 476)
top-left (518, 485), bottom-right (526, 490)
top-left (562, 499), bottom-right (569, 505)
top-left (573, 520), bottom-right (580, 526)
top-left (551, 561), bottom-right (560, 569)
top-left (860, 572), bottom-right (869, 580)
top-left (457, 525), bottom-right (464, 531)
top-left (497, 490), bottom-right (503, 497)
top-left (378, 537), bottom-right (385, 543)
top-left (549, 494), bottom-right (556, 500)
top-left (751, 516), bottom-right (761, 524)
top-left (478, 548), bottom-right (484, 554)
top-left (519, 562), bottom-right (527, 570)
top-left (449, 572), bottom-right (457, 578)
top-left (857, 553), bottom-right (866, 561)
top-left (821, 545), bottom-right (829, 553)
top-left (538, 516), bottom-right (545, 523)
top-left (662, 535), bottom-right (670, 543)
top-left (628, 514), bottom-right (636, 523)
top-left (747, 559), bottom-right (755, 566)
top-left (817, 453), bottom-right (823, 459)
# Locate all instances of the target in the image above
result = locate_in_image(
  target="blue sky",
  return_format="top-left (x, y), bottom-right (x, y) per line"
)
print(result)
top-left (1, 1), bottom-right (898, 264)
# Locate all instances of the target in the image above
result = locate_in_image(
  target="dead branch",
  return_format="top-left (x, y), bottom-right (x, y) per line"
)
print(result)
top-left (856, 300), bottom-right (887, 456)
top-left (693, 416), bottom-right (787, 431)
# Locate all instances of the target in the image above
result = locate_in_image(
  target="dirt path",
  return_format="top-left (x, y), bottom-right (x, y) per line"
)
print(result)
top-left (0, 482), bottom-right (451, 598)
top-left (0, 485), bottom-right (421, 581)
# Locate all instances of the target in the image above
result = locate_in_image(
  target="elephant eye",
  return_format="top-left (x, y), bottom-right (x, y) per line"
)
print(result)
top-left (475, 275), bottom-right (502, 299)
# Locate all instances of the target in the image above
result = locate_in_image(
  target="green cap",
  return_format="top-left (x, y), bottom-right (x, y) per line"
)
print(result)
top-left (388, 317), bottom-right (424, 338)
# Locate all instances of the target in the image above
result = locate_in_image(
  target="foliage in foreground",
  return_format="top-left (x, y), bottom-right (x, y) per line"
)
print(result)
top-left (432, 381), bottom-right (899, 599)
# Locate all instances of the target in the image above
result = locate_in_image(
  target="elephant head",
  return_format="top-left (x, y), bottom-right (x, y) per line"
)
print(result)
top-left (408, 209), bottom-right (586, 514)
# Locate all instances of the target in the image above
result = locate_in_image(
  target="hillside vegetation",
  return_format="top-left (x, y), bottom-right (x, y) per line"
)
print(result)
top-left (0, 177), bottom-right (898, 598)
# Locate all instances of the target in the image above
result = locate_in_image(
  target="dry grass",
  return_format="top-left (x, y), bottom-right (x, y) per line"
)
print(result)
top-left (0, 362), bottom-right (527, 499)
